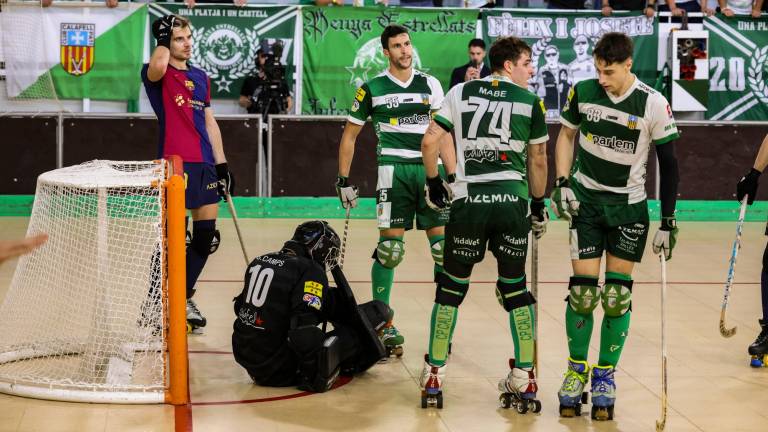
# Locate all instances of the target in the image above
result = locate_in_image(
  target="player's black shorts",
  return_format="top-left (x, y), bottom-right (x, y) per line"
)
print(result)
top-left (183, 162), bottom-right (220, 209)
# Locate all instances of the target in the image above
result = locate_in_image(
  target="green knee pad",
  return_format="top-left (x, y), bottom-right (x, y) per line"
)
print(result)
top-left (429, 235), bottom-right (445, 268)
top-left (373, 237), bottom-right (405, 269)
top-left (567, 276), bottom-right (601, 314)
top-left (602, 273), bottom-right (633, 317)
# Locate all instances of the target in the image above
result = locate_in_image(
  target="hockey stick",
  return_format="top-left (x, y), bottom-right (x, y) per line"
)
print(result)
top-left (531, 233), bottom-right (539, 372)
top-left (339, 206), bottom-right (351, 269)
top-left (225, 192), bottom-right (249, 265)
top-left (656, 252), bottom-right (668, 432)
top-left (719, 198), bottom-right (748, 338)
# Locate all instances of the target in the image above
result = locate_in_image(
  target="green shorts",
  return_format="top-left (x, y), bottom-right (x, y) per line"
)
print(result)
top-left (569, 201), bottom-right (650, 263)
top-left (445, 184), bottom-right (530, 265)
top-left (376, 163), bottom-right (449, 230)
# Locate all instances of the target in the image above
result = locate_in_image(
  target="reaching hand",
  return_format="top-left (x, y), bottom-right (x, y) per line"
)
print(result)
top-left (215, 163), bottom-right (235, 200)
top-left (335, 176), bottom-right (359, 209)
top-left (529, 198), bottom-right (549, 239)
top-left (152, 15), bottom-right (176, 49)
top-left (652, 217), bottom-right (678, 261)
top-left (550, 177), bottom-right (580, 223)
top-left (425, 176), bottom-right (453, 210)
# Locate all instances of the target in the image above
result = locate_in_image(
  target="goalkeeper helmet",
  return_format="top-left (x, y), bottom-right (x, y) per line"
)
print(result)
top-left (291, 220), bottom-right (341, 270)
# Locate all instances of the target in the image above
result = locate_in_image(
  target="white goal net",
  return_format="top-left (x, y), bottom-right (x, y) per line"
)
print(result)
top-left (0, 160), bottom-right (169, 403)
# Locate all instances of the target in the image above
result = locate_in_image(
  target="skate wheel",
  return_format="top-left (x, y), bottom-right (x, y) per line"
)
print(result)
top-left (186, 323), bottom-right (193, 334)
top-left (515, 398), bottom-right (528, 414)
top-left (528, 399), bottom-right (542, 413)
top-left (393, 346), bottom-right (404, 358)
top-left (591, 405), bottom-right (613, 421)
top-left (499, 393), bottom-right (512, 409)
top-left (575, 404), bottom-right (582, 417)
top-left (436, 392), bottom-right (443, 409)
top-left (750, 355), bottom-right (765, 368)
top-left (581, 392), bottom-right (588, 404)
top-left (559, 404), bottom-right (576, 418)
top-left (421, 394), bottom-right (428, 409)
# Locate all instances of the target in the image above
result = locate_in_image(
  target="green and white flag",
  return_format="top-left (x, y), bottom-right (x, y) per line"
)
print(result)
top-left (302, 7), bottom-right (478, 115)
top-left (704, 15), bottom-right (768, 121)
top-left (2, 3), bottom-right (146, 100)
top-left (149, 3), bottom-right (298, 98)
top-left (481, 10), bottom-right (658, 120)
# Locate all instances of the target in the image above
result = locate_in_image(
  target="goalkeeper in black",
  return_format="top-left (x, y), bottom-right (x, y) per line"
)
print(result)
top-left (232, 221), bottom-right (391, 392)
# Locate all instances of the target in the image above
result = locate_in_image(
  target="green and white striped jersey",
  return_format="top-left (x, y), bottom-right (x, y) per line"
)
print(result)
top-left (433, 75), bottom-right (548, 200)
top-left (560, 76), bottom-right (680, 205)
top-left (347, 69), bottom-right (444, 164)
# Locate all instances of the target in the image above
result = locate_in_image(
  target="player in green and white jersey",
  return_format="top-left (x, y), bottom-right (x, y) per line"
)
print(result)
top-left (551, 32), bottom-right (680, 421)
top-left (418, 36), bottom-right (549, 410)
top-left (336, 25), bottom-right (455, 357)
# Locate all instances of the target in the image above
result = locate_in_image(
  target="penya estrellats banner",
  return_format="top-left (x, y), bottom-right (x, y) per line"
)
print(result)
top-left (704, 15), bottom-right (768, 121)
top-left (148, 3), bottom-right (297, 99)
top-left (301, 7), bottom-right (478, 115)
top-left (481, 10), bottom-right (658, 120)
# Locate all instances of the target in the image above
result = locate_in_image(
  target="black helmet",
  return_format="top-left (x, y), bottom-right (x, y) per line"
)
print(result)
top-left (291, 220), bottom-right (341, 270)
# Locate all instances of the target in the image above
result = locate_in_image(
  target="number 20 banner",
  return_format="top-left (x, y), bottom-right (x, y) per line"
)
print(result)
top-left (705, 15), bottom-right (768, 121)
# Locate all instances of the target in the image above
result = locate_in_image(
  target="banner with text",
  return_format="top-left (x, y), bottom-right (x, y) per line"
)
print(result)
top-left (704, 15), bottom-right (768, 121)
top-left (302, 7), bottom-right (478, 115)
top-left (149, 3), bottom-right (297, 99)
top-left (482, 10), bottom-right (658, 120)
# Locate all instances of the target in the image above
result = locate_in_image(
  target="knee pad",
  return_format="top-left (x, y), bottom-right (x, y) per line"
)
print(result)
top-left (372, 238), bottom-right (405, 269)
top-left (601, 277), bottom-right (633, 317)
top-left (496, 276), bottom-right (536, 312)
top-left (430, 238), bottom-right (445, 267)
top-left (435, 272), bottom-right (469, 307)
top-left (567, 276), bottom-right (600, 315)
top-left (190, 228), bottom-right (220, 257)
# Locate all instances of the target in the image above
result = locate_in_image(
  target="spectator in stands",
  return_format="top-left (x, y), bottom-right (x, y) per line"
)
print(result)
top-left (0, 234), bottom-right (47, 265)
top-left (647, 0), bottom-right (715, 15)
top-left (184, 0), bottom-right (248, 7)
top-left (600, 0), bottom-right (657, 16)
top-left (41, 0), bottom-right (118, 7)
top-left (449, 39), bottom-right (491, 89)
top-left (718, 0), bottom-right (764, 17)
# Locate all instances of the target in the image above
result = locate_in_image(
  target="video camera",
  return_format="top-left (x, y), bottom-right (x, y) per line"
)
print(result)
top-left (249, 40), bottom-right (288, 117)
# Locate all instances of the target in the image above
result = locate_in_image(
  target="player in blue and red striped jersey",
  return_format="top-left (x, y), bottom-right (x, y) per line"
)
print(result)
top-left (141, 15), bottom-right (235, 332)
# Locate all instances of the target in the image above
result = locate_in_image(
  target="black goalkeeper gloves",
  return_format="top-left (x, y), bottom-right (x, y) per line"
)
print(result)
top-left (216, 163), bottom-right (235, 201)
top-left (152, 15), bottom-right (176, 49)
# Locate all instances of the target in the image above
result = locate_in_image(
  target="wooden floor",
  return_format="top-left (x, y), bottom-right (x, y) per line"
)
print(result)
top-left (1, 216), bottom-right (768, 432)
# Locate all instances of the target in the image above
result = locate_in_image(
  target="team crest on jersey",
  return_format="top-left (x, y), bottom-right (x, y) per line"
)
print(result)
top-left (60, 23), bottom-right (95, 76)
top-left (351, 100), bottom-right (360, 112)
top-left (421, 94), bottom-right (430, 105)
top-left (626, 115), bottom-right (638, 130)
top-left (185, 80), bottom-right (195, 91)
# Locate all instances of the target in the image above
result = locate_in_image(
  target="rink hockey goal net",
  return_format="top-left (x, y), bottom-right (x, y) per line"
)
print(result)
top-left (0, 158), bottom-right (188, 404)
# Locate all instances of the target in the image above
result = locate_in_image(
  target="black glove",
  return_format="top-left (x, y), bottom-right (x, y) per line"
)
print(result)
top-left (736, 168), bottom-right (761, 205)
top-left (215, 163), bottom-right (235, 200)
top-left (151, 15), bottom-right (176, 49)
top-left (529, 197), bottom-right (549, 239)
top-left (446, 173), bottom-right (456, 184)
top-left (424, 175), bottom-right (453, 210)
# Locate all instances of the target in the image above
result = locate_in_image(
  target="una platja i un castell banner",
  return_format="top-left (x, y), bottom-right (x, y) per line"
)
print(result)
top-left (481, 10), bottom-right (658, 120)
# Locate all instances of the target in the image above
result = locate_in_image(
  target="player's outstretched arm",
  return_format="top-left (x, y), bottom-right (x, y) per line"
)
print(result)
top-left (147, 16), bottom-right (176, 82)
top-left (0, 234), bottom-right (48, 265)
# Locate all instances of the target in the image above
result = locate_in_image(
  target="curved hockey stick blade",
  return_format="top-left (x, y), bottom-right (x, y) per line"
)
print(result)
top-left (719, 310), bottom-right (737, 338)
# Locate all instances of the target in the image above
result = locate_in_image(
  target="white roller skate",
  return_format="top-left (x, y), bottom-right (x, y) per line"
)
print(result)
top-left (590, 364), bottom-right (616, 421)
top-left (186, 298), bottom-right (207, 334)
top-left (498, 359), bottom-right (541, 414)
top-left (558, 357), bottom-right (589, 417)
top-left (419, 354), bottom-right (445, 409)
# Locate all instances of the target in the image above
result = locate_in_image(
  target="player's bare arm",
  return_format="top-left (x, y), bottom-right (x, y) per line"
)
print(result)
top-left (554, 125), bottom-right (577, 178)
top-left (422, 121), bottom-right (447, 179)
top-left (338, 121), bottom-right (363, 177)
top-left (205, 108), bottom-right (226, 165)
top-left (437, 131), bottom-right (456, 179)
top-left (527, 143), bottom-right (547, 199)
top-left (147, 16), bottom-right (183, 82)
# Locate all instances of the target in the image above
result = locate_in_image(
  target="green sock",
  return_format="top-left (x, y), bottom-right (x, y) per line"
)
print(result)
top-left (371, 260), bottom-right (394, 304)
top-left (502, 275), bottom-right (535, 369)
top-left (565, 275), bottom-right (598, 362)
top-left (427, 234), bottom-right (445, 280)
top-left (599, 272), bottom-right (632, 367)
top-left (429, 303), bottom-right (458, 367)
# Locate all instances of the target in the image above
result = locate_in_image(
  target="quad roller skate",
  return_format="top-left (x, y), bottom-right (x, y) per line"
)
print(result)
top-left (749, 319), bottom-right (768, 367)
top-left (558, 357), bottom-right (589, 417)
top-left (498, 359), bottom-right (541, 414)
top-left (186, 298), bottom-right (207, 334)
top-left (419, 354), bottom-right (445, 409)
top-left (379, 321), bottom-right (404, 358)
top-left (590, 364), bottom-right (616, 421)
